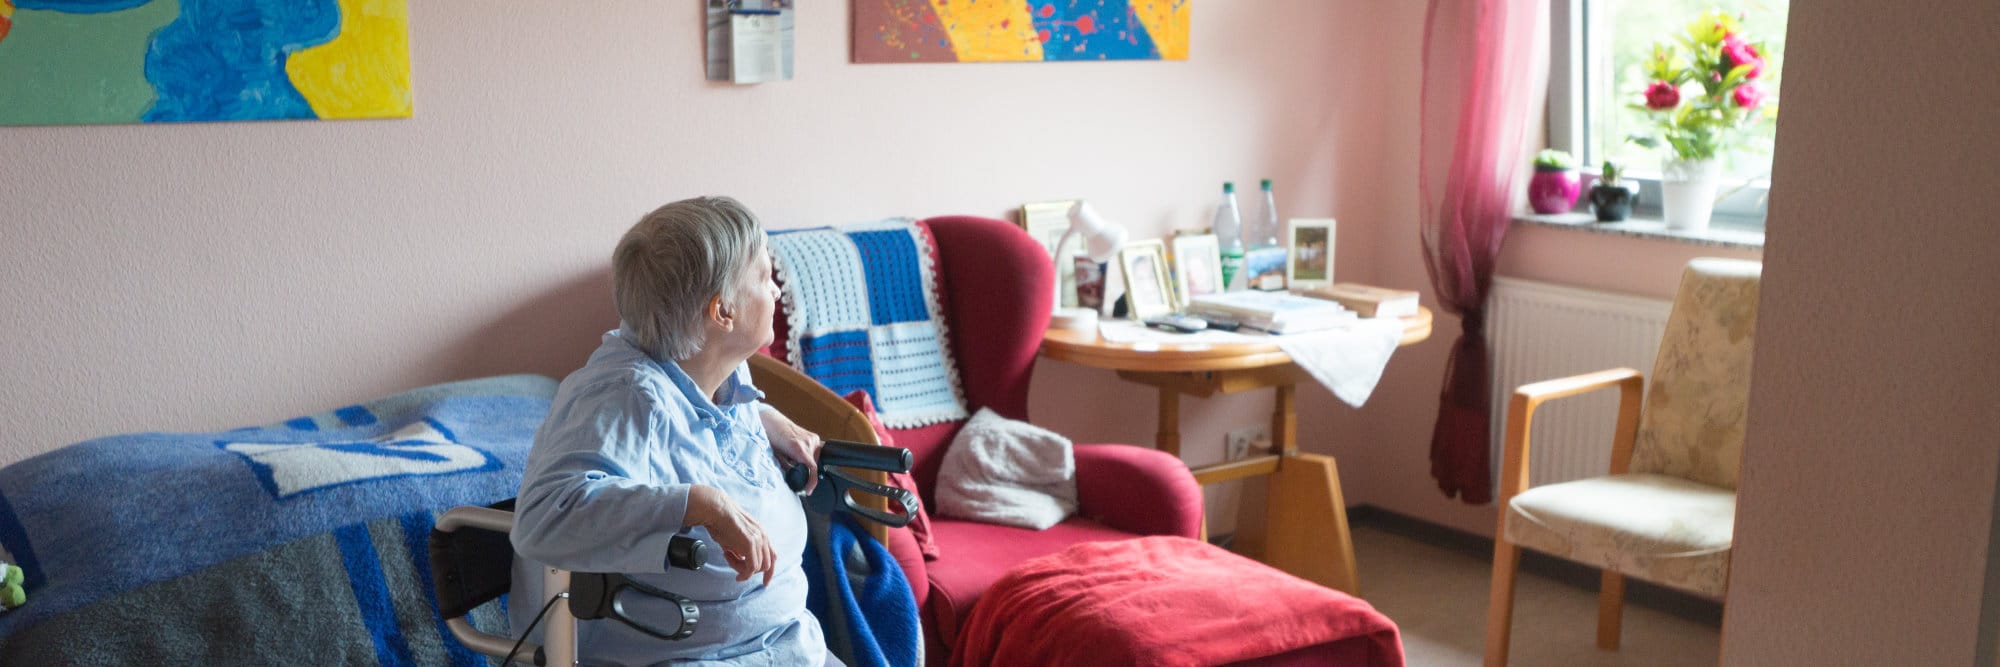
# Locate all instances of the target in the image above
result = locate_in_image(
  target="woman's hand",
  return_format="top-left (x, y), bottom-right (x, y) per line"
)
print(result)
top-left (685, 485), bottom-right (775, 585)
top-left (760, 406), bottom-right (824, 494)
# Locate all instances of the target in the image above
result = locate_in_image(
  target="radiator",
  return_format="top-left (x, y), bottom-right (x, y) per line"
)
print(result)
top-left (1486, 277), bottom-right (1672, 487)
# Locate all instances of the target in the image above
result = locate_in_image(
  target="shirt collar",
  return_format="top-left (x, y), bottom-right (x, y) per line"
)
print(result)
top-left (607, 329), bottom-right (765, 419)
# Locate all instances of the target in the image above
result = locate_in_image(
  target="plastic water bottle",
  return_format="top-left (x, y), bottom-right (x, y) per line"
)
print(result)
top-left (1243, 179), bottom-right (1283, 290)
top-left (1254, 179), bottom-right (1282, 250)
top-left (1213, 182), bottom-right (1245, 291)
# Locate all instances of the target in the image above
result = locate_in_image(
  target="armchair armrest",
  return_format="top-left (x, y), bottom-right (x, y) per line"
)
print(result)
top-left (1498, 368), bottom-right (1646, 505)
top-left (1072, 444), bottom-right (1203, 539)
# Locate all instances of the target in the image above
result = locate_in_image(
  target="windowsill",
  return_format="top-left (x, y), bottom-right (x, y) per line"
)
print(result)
top-left (1514, 212), bottom-right (1765, 250)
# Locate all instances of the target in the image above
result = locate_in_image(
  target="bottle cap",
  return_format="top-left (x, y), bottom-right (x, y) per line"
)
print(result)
top-left (1261, 178), bottom-right (1273, 190)
top-left (1223, 182), bottom-right (1235, 193)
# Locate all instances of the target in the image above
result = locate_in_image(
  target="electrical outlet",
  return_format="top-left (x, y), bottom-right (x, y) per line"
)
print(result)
top-left (1226, 426), bottom-right (1269, 462)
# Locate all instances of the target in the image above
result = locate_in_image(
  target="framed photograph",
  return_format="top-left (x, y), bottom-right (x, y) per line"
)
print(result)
top-left (1286, 218), bottom-right (1337, 290)
top-left (1117, 239), bottom-right (1175, 320)
top-left (1245, 247), bottom-right (1289, 291)
top-left (1073, 255), bottom-right (1106, 310)
top-left (1168, 233), bottom-right (1223, 308)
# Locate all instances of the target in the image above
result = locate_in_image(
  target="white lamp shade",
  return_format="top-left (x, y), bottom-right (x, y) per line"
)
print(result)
top-left (1066, 201), bottom-right (1128, 261)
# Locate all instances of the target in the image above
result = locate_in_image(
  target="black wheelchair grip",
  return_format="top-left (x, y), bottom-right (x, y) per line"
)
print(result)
top-left (820, 440), bottom-right (913, 473)
top-left (666, 535), bottom-right (705, 571)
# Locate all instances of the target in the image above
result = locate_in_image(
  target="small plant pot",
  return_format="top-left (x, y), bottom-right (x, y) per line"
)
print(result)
top-left (1527, 165), bottom-right (1581, 214)
top-left (1589, 183), bottom-right (1640, 222)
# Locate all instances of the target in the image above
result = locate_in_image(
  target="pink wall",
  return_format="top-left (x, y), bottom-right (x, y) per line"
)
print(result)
top-left (0, 1), bottom-right (1405, 535)
top-left (1721, 0), bottom-right (2000, 662)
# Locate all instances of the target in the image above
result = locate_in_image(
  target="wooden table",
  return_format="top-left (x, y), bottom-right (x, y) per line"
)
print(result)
top-left (1040, 307), bottom-right (1433, 594)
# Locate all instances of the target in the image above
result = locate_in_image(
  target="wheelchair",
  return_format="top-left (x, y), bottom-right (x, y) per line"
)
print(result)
top-left (427, 440), bottom-right (918, 666)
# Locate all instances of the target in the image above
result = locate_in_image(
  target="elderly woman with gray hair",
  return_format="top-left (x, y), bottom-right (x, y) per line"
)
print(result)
top-left (508, 196), bottom-right (837, 666)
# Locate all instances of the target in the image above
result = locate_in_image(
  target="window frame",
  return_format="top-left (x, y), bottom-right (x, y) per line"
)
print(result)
top-left (1546, 0), bottom-right (1772, 230)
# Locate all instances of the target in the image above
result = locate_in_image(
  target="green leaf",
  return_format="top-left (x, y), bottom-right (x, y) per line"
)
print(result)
top-left (1628, 135), bottom-right (1660, 149)
top-left (1723, 64), bottom-right (1754, 88)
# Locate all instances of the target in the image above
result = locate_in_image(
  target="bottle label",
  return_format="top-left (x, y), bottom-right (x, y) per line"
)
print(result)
top-left (1219, 249), bottom-right (1246, 291)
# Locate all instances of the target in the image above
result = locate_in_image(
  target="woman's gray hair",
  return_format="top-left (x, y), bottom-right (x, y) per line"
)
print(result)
top-left (613, 196), bottom-right (767, 361)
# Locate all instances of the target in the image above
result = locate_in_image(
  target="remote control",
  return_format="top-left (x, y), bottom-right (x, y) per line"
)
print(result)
top-left (1199, 316), bottom-right (1242, 332)
top-left (1143, 314), bottom-right (1209, 333)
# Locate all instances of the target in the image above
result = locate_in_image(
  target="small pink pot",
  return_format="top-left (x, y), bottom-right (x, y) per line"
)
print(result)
top-left (1528, 165), bottom-right (1582, 214)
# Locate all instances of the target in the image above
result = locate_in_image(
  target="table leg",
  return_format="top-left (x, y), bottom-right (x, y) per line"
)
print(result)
top-left (1265, 453), bottom-right (1361, 595)
top-left (1272, 383), bottom-right (1297, 456)
top-left (1156, 387), bottom-right (1181, 457)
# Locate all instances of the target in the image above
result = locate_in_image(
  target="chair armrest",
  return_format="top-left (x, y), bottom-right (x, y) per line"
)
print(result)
top-left (748, 354), bottom-right (880, 446)
top-left (1498, 368), bottom-right (1646, 504)
top-left (747, 354), bottom-right (896, 544)
top-left (1073, 444), bottom-right (1203, 539)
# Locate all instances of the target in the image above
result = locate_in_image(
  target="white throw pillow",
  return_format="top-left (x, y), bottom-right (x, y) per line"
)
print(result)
top-left (934, 408), bottom-right (1078, 530)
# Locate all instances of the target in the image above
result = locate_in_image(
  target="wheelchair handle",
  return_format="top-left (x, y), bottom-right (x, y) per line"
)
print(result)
top-left (783, 440), bottom-right (912, 491)
top-left (785, 440), bottom-right (920, 528)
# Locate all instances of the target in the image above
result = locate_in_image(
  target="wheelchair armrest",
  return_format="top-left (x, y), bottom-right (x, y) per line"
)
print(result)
top-left (430, 503), bottom-right (545, 665)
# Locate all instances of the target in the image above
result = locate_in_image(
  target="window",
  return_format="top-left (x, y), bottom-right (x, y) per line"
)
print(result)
top-left (1550, 0), bottom-right (1789, 227)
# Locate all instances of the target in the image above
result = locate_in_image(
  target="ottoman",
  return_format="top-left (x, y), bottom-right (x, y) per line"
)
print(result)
top-left (948, 536), bottom-right (1403, 667)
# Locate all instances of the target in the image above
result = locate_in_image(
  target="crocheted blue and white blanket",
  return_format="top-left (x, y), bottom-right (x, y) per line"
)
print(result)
top-left (770, 219), bottom-right (968, 428)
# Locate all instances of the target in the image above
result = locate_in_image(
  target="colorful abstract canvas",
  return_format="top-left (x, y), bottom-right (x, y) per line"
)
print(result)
top-left (853, 0), bottom-right (1188, 63)
top-left (0, 0), bottom-right (411, 126)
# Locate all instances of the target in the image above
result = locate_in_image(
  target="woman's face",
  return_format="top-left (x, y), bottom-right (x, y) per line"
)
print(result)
top-left (725, 248), bottom-right (780, 354)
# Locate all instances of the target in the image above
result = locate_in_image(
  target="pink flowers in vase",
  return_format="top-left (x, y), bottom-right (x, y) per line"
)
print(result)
top-left (1627, 10), bottom-right (1777, 162)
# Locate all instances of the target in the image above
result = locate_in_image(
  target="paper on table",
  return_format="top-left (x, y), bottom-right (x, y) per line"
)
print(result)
top-left (1097, 320), bottom-right (1270, 345)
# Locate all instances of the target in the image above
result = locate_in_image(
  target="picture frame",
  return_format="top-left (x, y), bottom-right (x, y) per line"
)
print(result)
top-left (1286, 218), bottom-right (1337, 290)
top-left (1117, 239), bottom-right (1175, 320)
top-left (1245, 247), bottom-right (1289, 291)
top-left (1073, 255), bottom-right (1106, 311)
top-left (1168, 233), bottom-right (1223, 308)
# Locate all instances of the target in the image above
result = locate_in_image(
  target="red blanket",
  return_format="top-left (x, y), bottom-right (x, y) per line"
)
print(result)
top-left (949, 536), bottom-right (1403, 667)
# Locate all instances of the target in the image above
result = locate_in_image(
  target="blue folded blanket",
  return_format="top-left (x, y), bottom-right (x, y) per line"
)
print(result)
top-left (805, 513), bottom-right (920, 667)
top-left (0, 374), bottom-right (557, 663)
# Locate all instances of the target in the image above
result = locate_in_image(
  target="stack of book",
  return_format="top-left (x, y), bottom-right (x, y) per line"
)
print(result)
top-left (1187, 290), bottom-right (1356, 334)
top-left (1295, 283), bottom-right (1421, 318)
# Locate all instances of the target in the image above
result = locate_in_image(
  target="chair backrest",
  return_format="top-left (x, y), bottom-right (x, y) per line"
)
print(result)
top-left (767, 216), bottom-right (1053, 504)
top-left (1629, 258), bottom-right (1762, 489)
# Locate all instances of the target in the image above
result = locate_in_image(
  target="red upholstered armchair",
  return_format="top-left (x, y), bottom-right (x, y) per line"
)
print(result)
top-left (760, 215), bottom-right (1204, 661)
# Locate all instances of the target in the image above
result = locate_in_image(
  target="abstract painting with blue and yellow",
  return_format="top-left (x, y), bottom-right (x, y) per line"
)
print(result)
top-left (0, 0), bottom-right (411, 126)
top-left (853, 0), bottom-right (1188, 63)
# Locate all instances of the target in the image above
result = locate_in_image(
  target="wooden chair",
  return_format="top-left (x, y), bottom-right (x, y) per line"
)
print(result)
top-left (1484, 258), bottom-right (1761, 666)
top-left (746, 353), bottom-right (891, 543)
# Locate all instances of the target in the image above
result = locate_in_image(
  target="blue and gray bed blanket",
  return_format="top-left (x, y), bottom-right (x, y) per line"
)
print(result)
top-left (0, 373), bottom-right (919, 666)
top-left (0, 375), bottom-right (557, 665)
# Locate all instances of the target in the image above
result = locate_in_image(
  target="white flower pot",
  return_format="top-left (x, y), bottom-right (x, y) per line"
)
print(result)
top-left (1660, 158), bottom-right (1723, 231)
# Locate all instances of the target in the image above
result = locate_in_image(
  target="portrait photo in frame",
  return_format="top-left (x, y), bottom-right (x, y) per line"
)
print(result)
top-left (1286, 218), bottom-right (1337, 290)
top-left (1117, 239), bottom-right (1175, 320)
top-left (1169, 233), bottom-right (1223, 308)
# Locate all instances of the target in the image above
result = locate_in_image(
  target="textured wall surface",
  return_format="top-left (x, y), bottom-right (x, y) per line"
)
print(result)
top-left (1721, 1), bottom-right (2000, 663)
top-left (0, 1), bottom-right (1394, 468)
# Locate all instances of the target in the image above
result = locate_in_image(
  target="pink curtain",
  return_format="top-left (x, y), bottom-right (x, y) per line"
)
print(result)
top-left (1419, 0), bottom-right (1547, 504)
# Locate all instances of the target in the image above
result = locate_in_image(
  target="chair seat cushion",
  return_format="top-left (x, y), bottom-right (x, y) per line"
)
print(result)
top-left (1504, 473), bottom-right (1734, 596)
top-left (921, 516), bottom-right (1138, 649)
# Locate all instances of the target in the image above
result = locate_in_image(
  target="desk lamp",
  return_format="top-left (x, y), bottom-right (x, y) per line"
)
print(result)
top-left (1050, 201), bottom-right (1128, 330)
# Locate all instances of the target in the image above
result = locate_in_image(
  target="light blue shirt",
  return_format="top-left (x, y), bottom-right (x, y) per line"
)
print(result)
top-left (510, 330), bottom-right (822, 666)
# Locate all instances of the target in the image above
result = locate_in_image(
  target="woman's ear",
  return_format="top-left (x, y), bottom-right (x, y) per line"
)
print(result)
top-left (708, 295), bottom-right (736, 330)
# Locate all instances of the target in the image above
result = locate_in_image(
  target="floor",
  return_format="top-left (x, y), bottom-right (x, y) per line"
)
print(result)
top-left (1346, 518), bottom-right (1722, 667)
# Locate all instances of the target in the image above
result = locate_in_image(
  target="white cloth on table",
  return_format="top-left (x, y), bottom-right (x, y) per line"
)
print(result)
top-left (1273, 316), bottom-right (1405, 407)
